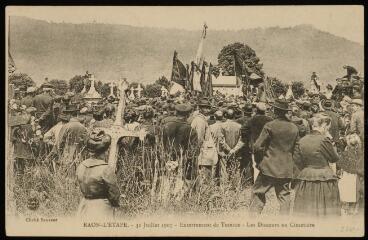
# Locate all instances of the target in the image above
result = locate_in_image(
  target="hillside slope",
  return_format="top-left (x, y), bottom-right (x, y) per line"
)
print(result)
top-left (9, 16), bottom-right (364, 86)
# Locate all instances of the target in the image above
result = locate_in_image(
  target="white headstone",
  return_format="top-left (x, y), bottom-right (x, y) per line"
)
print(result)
top-left (285, 85), bottom-right (294, 100)
top-left (83, 74), bottom-right (102, 101)
top-left (137, 84), bottom-right (143, 98)
top-left (129, 87), bottom-right (135, 100)
top-left (108, 82), bottom-right (116, 98)
top-left (161, 86), bottom-right (168, 97)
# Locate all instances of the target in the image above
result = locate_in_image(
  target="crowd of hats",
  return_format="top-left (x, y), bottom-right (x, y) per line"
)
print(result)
top-left (9, 78), bottom-right (364, 131)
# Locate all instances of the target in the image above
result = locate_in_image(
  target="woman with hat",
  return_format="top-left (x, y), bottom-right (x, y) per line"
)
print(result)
top-left (76, 130), bottom-right (120, 220)
top-left (337, 133), bottom-right (363, 215)
top-left (293, 113), bottom-right (341, 217)
top-left (10, 113), bottom-right (36, 175)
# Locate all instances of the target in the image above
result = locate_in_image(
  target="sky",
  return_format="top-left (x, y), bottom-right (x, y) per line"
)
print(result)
top-left (6, 5), bottom-right (364, 44)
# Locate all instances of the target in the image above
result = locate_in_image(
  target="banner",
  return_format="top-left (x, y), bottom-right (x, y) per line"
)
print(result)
top-left (192, 65), bottom-right (202, 92)
top-left (195, 23), bottom-right (207, 69)
top-left (170, 51), bottom-right (187, 87)
top-left (207, 63), bottom-right (213, 97)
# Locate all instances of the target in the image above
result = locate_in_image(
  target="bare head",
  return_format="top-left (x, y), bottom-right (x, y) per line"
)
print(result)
top-left (311, 113), bottom-right (332, 135)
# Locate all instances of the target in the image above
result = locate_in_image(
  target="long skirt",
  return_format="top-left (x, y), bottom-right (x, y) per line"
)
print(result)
top-left (76, 198), bottom-right (115, 220)
top-left (293, 180), bottom-right (341, 217)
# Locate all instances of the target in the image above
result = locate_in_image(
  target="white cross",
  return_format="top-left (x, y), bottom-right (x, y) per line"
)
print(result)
top-left (136, 84), bottom-right (143, 98)
top-left (129, 87), bottom-right (135, 100)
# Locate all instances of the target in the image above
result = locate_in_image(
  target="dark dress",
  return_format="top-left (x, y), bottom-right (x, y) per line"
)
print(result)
top-left (293, 130), bottom-right (341, 217)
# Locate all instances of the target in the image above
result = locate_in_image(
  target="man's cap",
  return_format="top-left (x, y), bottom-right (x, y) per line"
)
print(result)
top-left (271, 99), bottom-right (291, 111)
top-left (302, 101), bottom-right (311, 108)
top-left (41, 83), bottom-right (53, 89)
top-left (243, 103), bottom-right (253, 113)
top-left (26, 87), bottom-right (37, 93)
top-left (321, 99), bottom-right (333, 109)
top-left (224, 109), bottom-right (235, 119)
top-left (351, 99), bottom-right (363, 106)
top-left (256, 102), bottom-right (267, 112)
top-left (214, 110), bottom-right (223, 118)
top-left (197, 99), bottom-right (211, 108)
top-left (175, 103), bottom-right (192, 113)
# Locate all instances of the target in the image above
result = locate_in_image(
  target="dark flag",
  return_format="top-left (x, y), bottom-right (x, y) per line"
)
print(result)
top-left (171, 51), bottom-right (187, 87)
top-left (185, 64), bottom-right (191, 91)
top-left (188, 61), bottom-right (195, 91)
top-left (207, 63), bottom-right (213, 97)
top-left (8, 51), bottom-right (16, 74)
top-left (200, 61), bottom-right (207, 95)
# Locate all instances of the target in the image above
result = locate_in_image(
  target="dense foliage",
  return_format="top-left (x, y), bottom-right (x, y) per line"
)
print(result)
top-left (69, 75), bottom-right (87, 93)
top-left (9, 73), bottom-right (35, 89)
top-left (270, 78), bottom-right (287, 97)
top-left (155, 76), bottom-right (171, 89)
top-left (291, 81), bottom-right (306, 99)
top-left (218, 42), bottom-right (264, 77)
top-left (48, 79), bottom-right (69, 95)
top-left (144, 83), bottom-right (162, 98)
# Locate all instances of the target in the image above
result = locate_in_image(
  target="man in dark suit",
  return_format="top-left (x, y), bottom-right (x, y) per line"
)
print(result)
top-left (236, 103), bottom-right (253, 125)
top-left (241, 102), bottom-right (273, 168)
top-left (249, 99), bottom-right (299, 215)
top-left (162, 103), bottom-right (198, 180)
top-left (321, 99), bottom-right (344, 143)
top-left (33, 84), bottom-right (54, 117)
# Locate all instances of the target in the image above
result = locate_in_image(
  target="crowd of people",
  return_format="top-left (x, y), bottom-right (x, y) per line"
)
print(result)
top-left (8, 74), bottom-right (364, 219)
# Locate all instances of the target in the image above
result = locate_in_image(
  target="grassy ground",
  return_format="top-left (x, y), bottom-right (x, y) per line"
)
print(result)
top-left (7, 141), bottom-right (281, 218)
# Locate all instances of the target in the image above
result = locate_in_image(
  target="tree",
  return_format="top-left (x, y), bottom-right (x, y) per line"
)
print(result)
top-left (270, 78), bottom-right (287, 97)
top-left (69, 75), bottom-right (87, 93)
top-left (155, 76), bottom-right (171, 89)
top-left (48, 79), bottom-right (69, 95)
top-left (98, 83), bottom-right (108, 98)
top-left (9, 73), bottom-right (35, 89)
top-left (143, 83), bottom-right (162, 98)
top-left (211, 65), bottom-right (220, 78)
top-left (218, 42), bottom-right (264, 77)
top-left (291, 81), bottom-right (305, 99)
top-left (129, 82), bottom-right (139, 89)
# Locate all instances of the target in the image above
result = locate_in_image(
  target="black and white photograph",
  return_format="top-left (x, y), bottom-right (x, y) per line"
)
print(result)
top-left (5, 5), bottom-right (364, 237)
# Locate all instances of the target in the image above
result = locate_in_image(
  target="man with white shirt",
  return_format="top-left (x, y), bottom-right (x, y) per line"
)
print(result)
top-left (191, 99), bottom-right (215, 186)
top-left (43, 112), bottom-right (69, 146)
